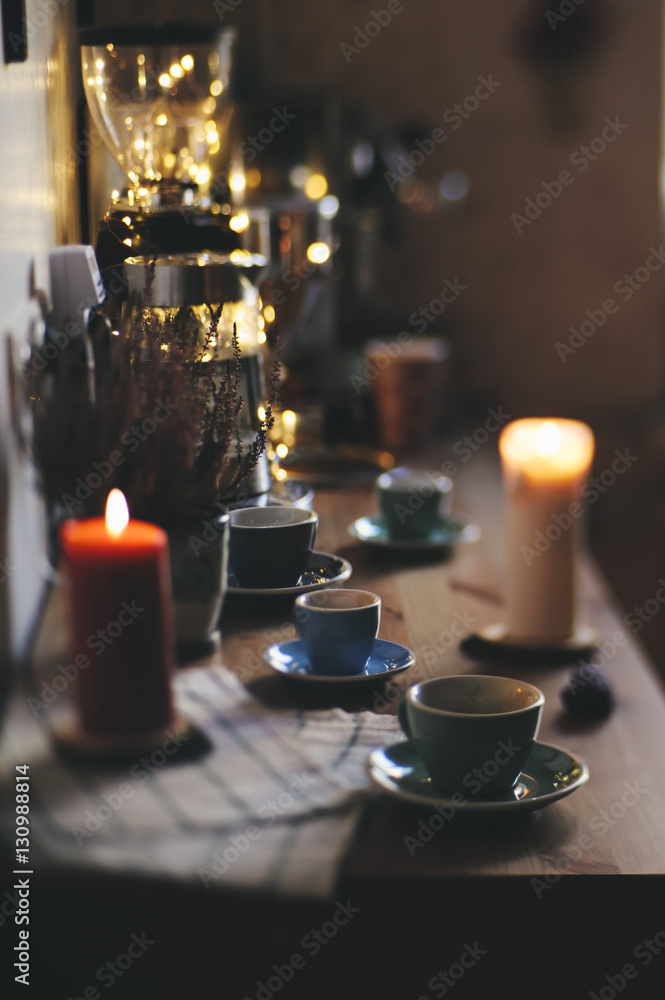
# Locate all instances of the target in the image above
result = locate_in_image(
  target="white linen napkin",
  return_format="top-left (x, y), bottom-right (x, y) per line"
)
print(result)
top-left (0, 666), bottom-right (400, 898)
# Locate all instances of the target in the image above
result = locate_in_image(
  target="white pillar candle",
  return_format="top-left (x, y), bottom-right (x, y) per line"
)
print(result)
top-left (499, 418), bottom-right (595, 644)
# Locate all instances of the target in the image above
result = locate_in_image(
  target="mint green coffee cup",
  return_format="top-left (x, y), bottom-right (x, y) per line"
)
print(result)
top-left (377, 468), bottom-right (452, 539)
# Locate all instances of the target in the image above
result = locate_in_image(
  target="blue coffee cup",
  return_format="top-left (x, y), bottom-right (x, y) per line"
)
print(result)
top-left (294, 589), bottom-right (381, 675)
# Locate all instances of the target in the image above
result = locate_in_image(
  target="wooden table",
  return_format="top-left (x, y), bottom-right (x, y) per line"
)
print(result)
top-left (217, 454), bottom-right (665, 996)
top-left (11, 452), bottom-right (665, 999)
top-left (223, 455), bottom-right (665, 880)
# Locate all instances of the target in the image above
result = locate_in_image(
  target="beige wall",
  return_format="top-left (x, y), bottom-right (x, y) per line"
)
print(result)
top-left (0, 1), bottom-right (79, 663)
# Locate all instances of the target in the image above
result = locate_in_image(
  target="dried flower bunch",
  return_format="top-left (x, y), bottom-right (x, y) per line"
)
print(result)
top-left (32, 280), bottom-right (280, 527)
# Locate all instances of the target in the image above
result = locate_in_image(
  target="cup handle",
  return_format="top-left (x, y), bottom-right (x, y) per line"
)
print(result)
top-left (397, 698), bottom-right (411, 739)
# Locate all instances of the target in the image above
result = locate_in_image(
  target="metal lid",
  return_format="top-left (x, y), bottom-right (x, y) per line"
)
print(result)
top-left (124, 253), bottom-right (268, 306)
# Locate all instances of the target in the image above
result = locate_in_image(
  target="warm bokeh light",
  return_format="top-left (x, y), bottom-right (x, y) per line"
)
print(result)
top-left (229, 213), bottom-right (249, 233)
top-left (181, 54), bottom-right (194, 71)
top-left (307, 242), bottom-right (331, 265)
top-left (304, 173), bottom-right (328, 199)
top-left (106, 490), bottom-right (129, 537)
top-left (229, 172), bottom-right (246, 193)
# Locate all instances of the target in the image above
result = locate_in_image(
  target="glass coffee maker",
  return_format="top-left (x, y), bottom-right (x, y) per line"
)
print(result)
top-left (80, 24), bottom-right (274, 500)
top-left (80, 23), bottom-right (249, 264)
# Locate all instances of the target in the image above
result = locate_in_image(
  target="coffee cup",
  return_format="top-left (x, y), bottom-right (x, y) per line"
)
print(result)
top-left (228, 506), bottom-right (318, 589)
top-left (364, 335), bottom-right (450, 456)
top-left (398, 675), bottom-right (544, 796)
top-left (377, 467), bottom-right (453, 539)
top-left (294, 589), bottom-right (381, 675)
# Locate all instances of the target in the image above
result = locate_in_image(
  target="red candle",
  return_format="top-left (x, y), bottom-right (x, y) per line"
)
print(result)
top-left (60, 490), bottom-right (175, 737)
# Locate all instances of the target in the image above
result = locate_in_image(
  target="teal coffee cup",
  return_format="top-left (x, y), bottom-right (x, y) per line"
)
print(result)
top-left (398, 675), bottom-right (545, 796)
top-left (377, 468), bottom-right (452, 539)
top-left (294, 589), bottom-right (381, 675)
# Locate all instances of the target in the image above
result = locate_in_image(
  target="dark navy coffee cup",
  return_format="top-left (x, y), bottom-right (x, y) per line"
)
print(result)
top-left (294, 589), bottom-right (381, 675)
top-left (229, 506), bottom-right (318, 589)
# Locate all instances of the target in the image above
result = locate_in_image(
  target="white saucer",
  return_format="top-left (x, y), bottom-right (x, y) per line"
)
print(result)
top-left (227, 551), bottom-right (352, 597)
top-left (264, 638), bottom-right (416, 684)
top-left (367, 739), bottom-right (588, 815)
top-left (348, 513), bottom-right (480, 550)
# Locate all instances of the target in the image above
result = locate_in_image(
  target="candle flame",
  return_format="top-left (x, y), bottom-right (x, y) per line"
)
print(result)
top-left (106, 489), bottom-right (129, 537)
top-left (536, 421), bottom-right (561, 457)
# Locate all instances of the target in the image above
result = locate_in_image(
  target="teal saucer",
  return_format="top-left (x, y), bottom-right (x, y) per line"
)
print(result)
top-left (367, 740), bottom-right (588, 815)
top-left (264, 638), bottom-right (415, 684)
top-left (348, 513), bottom-right (480, 550)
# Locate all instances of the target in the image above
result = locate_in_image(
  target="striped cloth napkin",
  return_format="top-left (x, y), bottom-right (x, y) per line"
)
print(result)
top-left (0, 666), bottom-right (400, 898)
